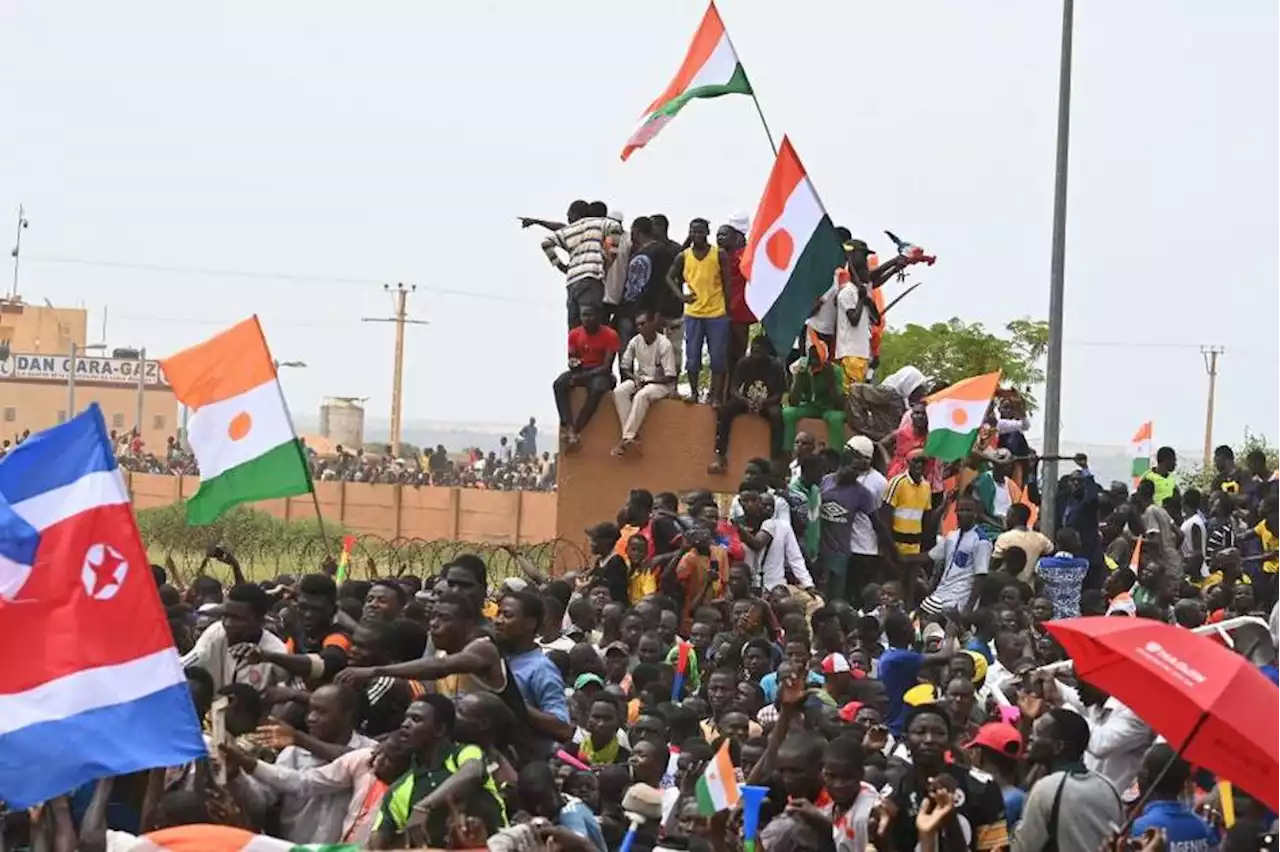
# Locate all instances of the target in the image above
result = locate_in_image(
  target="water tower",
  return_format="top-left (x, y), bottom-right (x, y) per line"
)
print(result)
top-left (319, 396), bottom-right (366, 449)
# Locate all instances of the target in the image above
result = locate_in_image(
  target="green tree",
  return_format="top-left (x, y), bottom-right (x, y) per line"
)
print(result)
top-left (877, 317), bottom-right (1049, 402)
top-left (1177, 428), bottom-right (1278, 492)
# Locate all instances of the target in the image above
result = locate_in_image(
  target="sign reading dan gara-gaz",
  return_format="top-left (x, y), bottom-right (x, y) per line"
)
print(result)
top-left (0, 353), bottom-right (168, 387)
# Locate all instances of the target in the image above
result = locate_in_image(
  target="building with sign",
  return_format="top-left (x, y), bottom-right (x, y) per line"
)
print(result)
top-left (0, 298), bottom-right (178, 451)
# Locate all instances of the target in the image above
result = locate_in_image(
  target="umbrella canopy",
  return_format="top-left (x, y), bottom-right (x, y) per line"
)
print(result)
top-left (1046, 616), bottom-right (1278, 812)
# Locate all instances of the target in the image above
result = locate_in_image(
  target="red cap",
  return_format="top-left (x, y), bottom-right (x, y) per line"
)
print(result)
top-left (962, 722), bottom-right (1024, 759)
top-left (838, 701), bottom-right (865, 723)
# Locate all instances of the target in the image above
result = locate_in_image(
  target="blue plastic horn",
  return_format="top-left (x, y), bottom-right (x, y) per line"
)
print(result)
top-left (740, 784), bottom-right (770, 852)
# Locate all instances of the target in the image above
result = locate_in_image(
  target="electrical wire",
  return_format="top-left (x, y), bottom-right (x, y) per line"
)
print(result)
top-left (23, 255), bottom-right (551, 306)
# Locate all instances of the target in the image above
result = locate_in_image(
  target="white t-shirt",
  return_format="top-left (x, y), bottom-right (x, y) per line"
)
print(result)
top-left (1180, 512), bottom-right (1207, 560)
top-left (827, 782), bottom-right (880, 852)
top-left (928, 528), bottom-right (992, 611)
top-left (805, 282), bottom-right (840, 336)
top-left (746, 518), bottom-right (815, 591)
top-left (834, 284), bottom-right (871, 360)
top-left (850, 468), bottom-right (888, 556)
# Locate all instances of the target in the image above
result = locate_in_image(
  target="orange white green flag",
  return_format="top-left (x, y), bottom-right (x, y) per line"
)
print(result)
top-left (695, 739), bottom-right (741, 815)
top-left (741, 136), bottom-right (846, 350)
top-left (923, 371), bottom-right (1002, 462)
top-left (160, 317), bottom-right (312, 525)
top-left (620, 2), bottom-right (753, 161)
top-left (1131, 421), bottom-right (1153, 484)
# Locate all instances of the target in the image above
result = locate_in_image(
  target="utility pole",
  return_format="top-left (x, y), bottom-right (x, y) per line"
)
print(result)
top-left (136, 347), bottom-right (147, 437)
top-left (1040, 0), bottom-right (1074, 537)
top-left (10, 205), bottom-right (29, 299)
top-left (1201, 345), bottom-right (1224, 468)
top-left (361, 283), bottom-right (427, 457)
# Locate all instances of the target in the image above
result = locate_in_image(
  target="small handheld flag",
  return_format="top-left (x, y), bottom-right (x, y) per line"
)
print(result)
top-left (160, 317), bottom-right (312, 525)
top-left (1131, 421), bottom-right (1153, 487)
top-left (671, 640), bottom-right (691, 701)
top-left (695, 740), bottom-right (741, 815)
top-left (336, 535), bottom-right (356, 583)
top-left (923, 371), bottom-right (1002, 462)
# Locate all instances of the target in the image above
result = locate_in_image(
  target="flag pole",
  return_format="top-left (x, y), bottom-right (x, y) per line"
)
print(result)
top-left (253, 315), bottom-right (333, 557)
top-left (715, 2), bottom-right (779, 157)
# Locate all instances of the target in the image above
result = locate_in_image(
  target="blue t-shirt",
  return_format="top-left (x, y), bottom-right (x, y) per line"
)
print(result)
top-left (1002, 786), bottom-right (1026, 832)
top-left (759, 669), bottom-right (824, 703)
top-left (1131, 801), bottom-right (1219, 850)
top-left (1259, 663), bottom-right (1278, 685)
top-left (819, 478), bottom-right (876, 559)
top-left (559, 797), bottom-right (608, 852)
top-left (506, 648), bottom-right (570, 758)
top-left (878, 646), bottom-right (924, 734)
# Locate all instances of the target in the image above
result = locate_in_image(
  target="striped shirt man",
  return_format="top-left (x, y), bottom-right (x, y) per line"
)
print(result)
top-left (542, 216), bottom-right (623, 286)
top-left (884, 472), bottom-right (932, 555)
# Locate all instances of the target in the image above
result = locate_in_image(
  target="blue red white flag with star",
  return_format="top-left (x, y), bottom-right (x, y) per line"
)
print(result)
top-left (0, 404), bottom-right (206, 807)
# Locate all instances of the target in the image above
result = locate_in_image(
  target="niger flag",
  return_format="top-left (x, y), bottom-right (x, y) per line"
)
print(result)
top-left (741, 137), bottom-right (846, 350)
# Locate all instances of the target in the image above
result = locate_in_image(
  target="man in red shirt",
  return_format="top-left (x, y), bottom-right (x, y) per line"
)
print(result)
top-left (553, 302), bottom-right (620, 449)
top-left (718, 215), bottom-right (755, 399)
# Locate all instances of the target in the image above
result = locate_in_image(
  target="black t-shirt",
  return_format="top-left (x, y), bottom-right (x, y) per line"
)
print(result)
top-left (640, 239), bottom-right (683, 320)
top-left (595, 554), bottom-right (630, 604)
top-left (732, 355), bottom-right (786, 404)
top-left (887, 763), bottom-right (1008, 852)
top-left (1211, 468), bottom-right (1249, 497)
top-left (649, 513), bottom-right (686, 557)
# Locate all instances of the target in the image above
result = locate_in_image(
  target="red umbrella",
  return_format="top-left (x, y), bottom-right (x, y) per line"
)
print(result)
top-left (1045, 616), bottom-right (1279, 812)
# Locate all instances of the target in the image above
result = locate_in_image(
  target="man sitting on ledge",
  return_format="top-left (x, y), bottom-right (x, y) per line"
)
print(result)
top-left (611, 309), bottom-right (677, 457)
top-left (708, 334), bottom-right (785, 474)
top-left (553, 302), bottom-right (618, 451)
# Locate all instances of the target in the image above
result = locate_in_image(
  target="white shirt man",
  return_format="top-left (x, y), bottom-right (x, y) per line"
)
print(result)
top-left (924, 523), bottom-right (992, 616)
top-left (180, 620), bottom-right (291, 692)
top-left (849, 475), bottom-right (887, 557)
top-left (746, 516), bottom-right (815, 592)
top-left (612, 318), bottom-right (677, 448)
top-left (805, 280), bottom-right (840, 338)
top-left (834, 283), bottom-right (872, 361)
top-left (1084, 697), bottom-right (1154, 800)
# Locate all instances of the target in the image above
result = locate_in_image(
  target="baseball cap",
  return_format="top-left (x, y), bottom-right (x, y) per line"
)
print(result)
top-left (965, 650), bottom-right (989, 685)
top-left (845, 238), bottom-right (873, 254)
top-left (904, 683), bottom-right (941, 706)
top-left (727, 212), bottom-right (750, 234)
top-left (962, 722), bottom-right (1024, 759)
top-left (573, 673), bottom-right (605, 691)
top-left (922, 622), bottom-right (946, 644)
top-left (604, 641), bottom-right (631, 656)
top-left (500, 577), bottom-right (529, 593)
top-left (821, 652), bottom-right (851, 676)
top-left (838, 701), bottom-right (865, 723)
top-left (845, 435), bottom-right (875, 458)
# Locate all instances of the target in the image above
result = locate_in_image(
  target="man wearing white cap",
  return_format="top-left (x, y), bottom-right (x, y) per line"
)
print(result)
top-left (846, 434), bottom-right (891, 589)
top-left (718, 214), bottom-right (755, 391)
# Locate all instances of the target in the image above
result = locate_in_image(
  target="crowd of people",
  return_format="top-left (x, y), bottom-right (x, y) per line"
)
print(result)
top-left (3, 202), bottom-right (1275, 852)
top-left (91, 428), bottom-right (559, 492)
top-left (533, 201), bottom-right (929, 460)
top-left (7, 404), bottom-right (1277, 851)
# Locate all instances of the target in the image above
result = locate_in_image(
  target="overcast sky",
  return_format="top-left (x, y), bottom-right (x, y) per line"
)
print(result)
top-left (2, 1), bottom-right (1275, 451)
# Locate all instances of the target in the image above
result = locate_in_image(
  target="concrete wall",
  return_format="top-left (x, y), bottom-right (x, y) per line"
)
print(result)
top-left (555, 390), bottom-right (835, 546)
top-left (127, 473), bottom-right (557, 544)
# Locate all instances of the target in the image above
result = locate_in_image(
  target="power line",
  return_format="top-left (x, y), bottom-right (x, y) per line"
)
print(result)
top-left (23, 255), bottom-right (547, 305)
